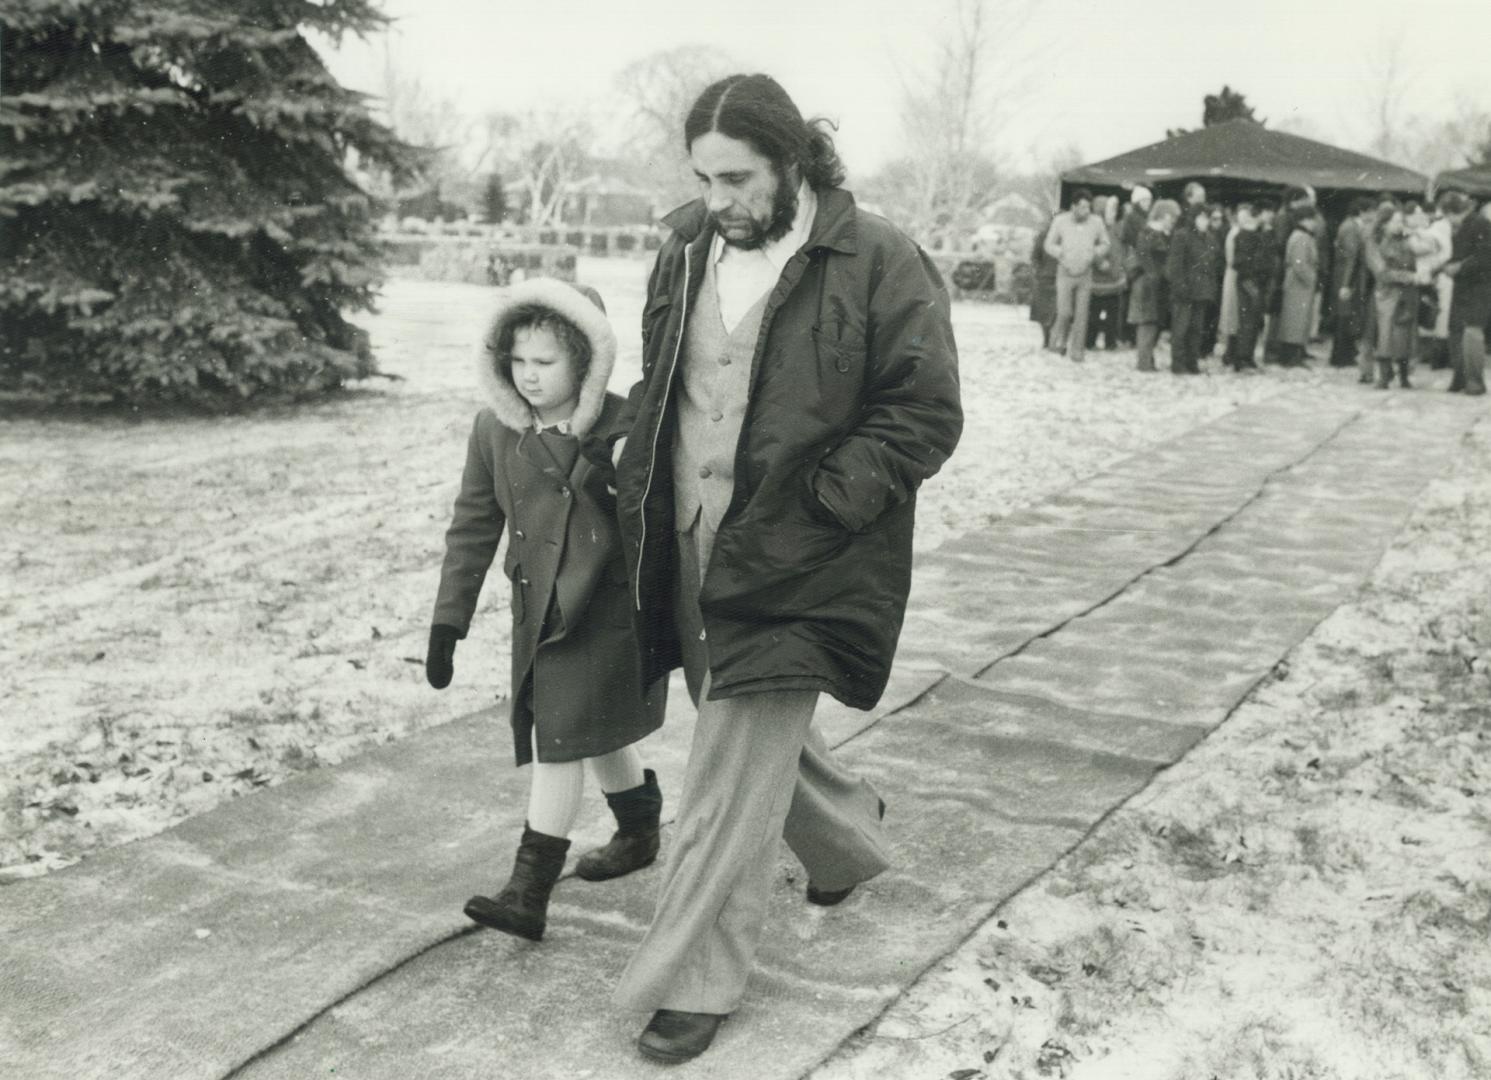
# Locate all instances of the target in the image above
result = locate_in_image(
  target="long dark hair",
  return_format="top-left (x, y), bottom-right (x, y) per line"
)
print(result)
top-left (684, 74), bottom-right (846, 190)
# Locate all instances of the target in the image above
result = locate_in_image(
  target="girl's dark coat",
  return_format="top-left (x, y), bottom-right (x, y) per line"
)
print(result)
top-left (433, 281), bottom-right (665, 766)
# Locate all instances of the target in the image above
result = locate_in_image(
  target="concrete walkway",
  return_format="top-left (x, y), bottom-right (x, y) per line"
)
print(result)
top-left (3, 388), bottom-right (1483, 1080)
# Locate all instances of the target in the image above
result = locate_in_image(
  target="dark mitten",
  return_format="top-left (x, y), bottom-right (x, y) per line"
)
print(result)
top-left (578, 431), bottom-right (616, 470)
top-left (581, 457), bottom-right (618, 510)
top-left (426, 624), bottom-right (463, 689)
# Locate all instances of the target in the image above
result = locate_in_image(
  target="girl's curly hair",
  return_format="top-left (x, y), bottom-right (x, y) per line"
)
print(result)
top-left (492, 304), bottom-right (591, 389)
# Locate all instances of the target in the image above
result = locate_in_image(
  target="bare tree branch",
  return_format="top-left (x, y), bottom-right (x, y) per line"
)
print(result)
top-left (889, 0), bottom-right (1047, 247)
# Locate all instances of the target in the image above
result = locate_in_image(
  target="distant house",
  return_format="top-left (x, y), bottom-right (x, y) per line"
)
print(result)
top-left (501, 174), bottom-right (657, 228)
top-left (561, 176), bottom-right (656, 227)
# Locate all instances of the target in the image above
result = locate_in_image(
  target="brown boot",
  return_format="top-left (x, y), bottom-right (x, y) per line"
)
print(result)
top-left (1397, 360), bottom-right (1412, 388)
top-left (575, 769), bottom-right (662, 882)
top-left (464, 824), bottom-right (570, 941)
top-left (1375, 359), bottom-right (1393, 389)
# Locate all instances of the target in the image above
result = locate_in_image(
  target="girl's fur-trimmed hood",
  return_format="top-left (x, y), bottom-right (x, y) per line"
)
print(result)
top-left (477, 278), bottom-right (616, 438)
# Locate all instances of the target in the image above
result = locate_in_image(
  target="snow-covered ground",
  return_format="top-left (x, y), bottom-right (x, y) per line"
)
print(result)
top-left (813, 419), bottom-right (1491, 1080)
top-left (1, 259), bottom-right (1322, 879)
top-left (5, 259), bottom-right (1485, 1077)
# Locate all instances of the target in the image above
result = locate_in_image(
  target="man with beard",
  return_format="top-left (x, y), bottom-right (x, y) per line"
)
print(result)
top-left (603, 73), bottom-right (962, 1063)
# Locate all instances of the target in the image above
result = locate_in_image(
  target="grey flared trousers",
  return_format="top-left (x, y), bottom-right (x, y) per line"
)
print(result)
top-left (612, 516), bottom-right (891, 1014)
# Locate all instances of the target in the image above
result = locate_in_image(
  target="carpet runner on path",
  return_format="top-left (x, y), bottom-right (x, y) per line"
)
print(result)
top-left (3, 391), bottom-right (1480, 1080)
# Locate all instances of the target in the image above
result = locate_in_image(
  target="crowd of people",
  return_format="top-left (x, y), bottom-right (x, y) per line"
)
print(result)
top-left (1030, 181), bottom-right (1491, 396)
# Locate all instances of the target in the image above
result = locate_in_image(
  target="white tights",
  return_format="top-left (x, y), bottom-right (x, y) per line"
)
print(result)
top-left (525, 731), bottom-right (645, 838)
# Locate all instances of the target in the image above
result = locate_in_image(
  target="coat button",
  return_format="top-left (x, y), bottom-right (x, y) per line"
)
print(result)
top-left (710, 410), bottom-right (724, 422)
top-left (698, 466), bottom-right (711, 479)
top-left (718, 355), bottom-right (731, 366)
top-left (560, 486), bottom-right (571, 498)
top-left (515, 530), bottom-right (525, 539)
top-left (699, 628), bottom-right (707, 641)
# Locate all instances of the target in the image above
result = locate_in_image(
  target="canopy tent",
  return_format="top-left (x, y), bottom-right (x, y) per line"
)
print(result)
top-left (1434, 164), bottom-right (1491, 198)
top-left (1060, 120), bottom-right (1428, 216)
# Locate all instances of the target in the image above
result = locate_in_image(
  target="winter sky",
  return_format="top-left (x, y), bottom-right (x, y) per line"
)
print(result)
top-left (320, 0), bottom-right (1491, 176)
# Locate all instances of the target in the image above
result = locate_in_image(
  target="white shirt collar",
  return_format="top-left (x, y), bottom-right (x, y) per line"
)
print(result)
top-left (710, 180), bottom-right (817, 270)
top-left (530, 411), bottom-right (572, 434)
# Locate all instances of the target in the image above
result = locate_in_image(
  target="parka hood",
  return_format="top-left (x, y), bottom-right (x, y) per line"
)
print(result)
top-left (477, 278), bottom-right (616, 437)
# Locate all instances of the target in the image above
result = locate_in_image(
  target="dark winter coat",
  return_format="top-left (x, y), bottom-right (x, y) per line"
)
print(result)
top-left (1029, 221), bottom-right (1059, 327)
top-left (433, 279), bottom-right (665, 766)
top-left (1450, 213), bottom-right (1491, 327)
top-left (1232, 228), bottom-right (1273, 287)
top-left (1127, 227), bottom-right (1171, 325)
top-left (613, 187), bottom-right (962, 710)
top-left (1165, 227), bottom-right (1220, 304)
top-left (1332, 217), bottom-right (1367, 298)
top-left (1118, 204), bottom-right (1148, 255)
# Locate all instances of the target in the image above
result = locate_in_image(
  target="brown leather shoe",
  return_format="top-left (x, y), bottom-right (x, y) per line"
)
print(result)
top-left (637, 1010), bottom-right (726, 1064)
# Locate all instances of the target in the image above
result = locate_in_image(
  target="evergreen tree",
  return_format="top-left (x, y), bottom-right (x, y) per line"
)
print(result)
top-left (1202, 85), bottom-right (1262, 127)
top-left (0, 1), bottom-right (422, 406)
top-left (480, 172), bottom-right (509, 225)
top-left (1167, 85), bottom-right (1263, 138)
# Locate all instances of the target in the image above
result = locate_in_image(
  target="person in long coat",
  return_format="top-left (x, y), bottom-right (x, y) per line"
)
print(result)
top-left (1128, 199), bottom-right (1178, 371)
top-left (1277, 212), bottom-right (1322, 364)
top-left (1218, 207), bottom-right (1241, 361)
top-left (1442, 190), bottom-right (1491, 396)
top-left (429, 278), bottom-right (668, 941)
top-left (609, 73), bottom-right (963, 1064)
top-left (1364, 206), bottom-right (1421, 388)
top-left (1330, 198), bottom-right (1374, 367)
top-left (1116, 185), bottom-right (1152, 344)
top-left (1029, 219), bottom-right (1059, 346)
top-left (1166, 204), bottom-right (1219, 374)
top-left (1200, 204), bottom-right (1227, 356)
top-left (1231, 204), bottom-right (1272, 369)
top-left (1264, 186), bottom-right (1318, 361)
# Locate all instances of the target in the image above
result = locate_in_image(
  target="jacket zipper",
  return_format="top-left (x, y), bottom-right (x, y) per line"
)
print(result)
top-left (635, 243), bottom-right (692, 609)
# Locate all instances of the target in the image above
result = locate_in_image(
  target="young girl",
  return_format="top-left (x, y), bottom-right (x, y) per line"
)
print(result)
top-left (427, 277), bottom-right (665, 942)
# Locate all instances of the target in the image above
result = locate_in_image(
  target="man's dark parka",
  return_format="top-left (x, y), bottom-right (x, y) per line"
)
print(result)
top-left (613, 187), bottom-right (962, 710)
